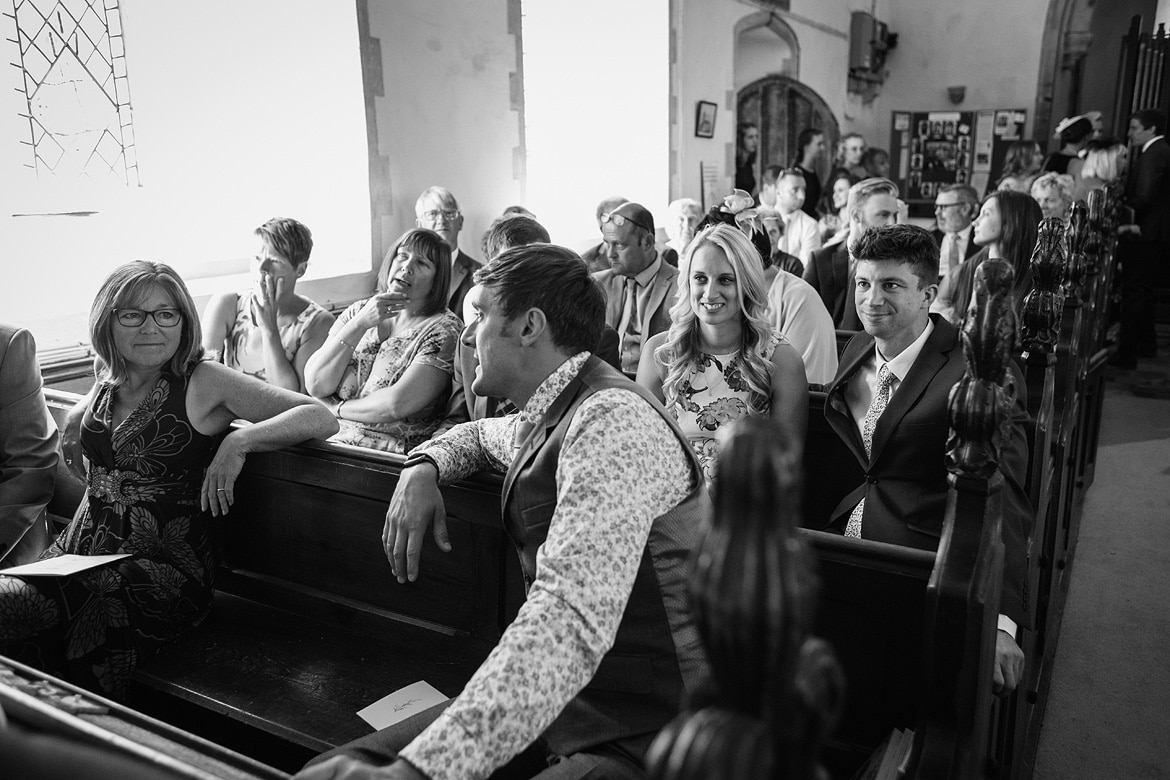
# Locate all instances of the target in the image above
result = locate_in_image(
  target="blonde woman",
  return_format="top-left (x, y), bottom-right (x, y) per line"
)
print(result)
top-left (637, 223), bottom-right (807, 483)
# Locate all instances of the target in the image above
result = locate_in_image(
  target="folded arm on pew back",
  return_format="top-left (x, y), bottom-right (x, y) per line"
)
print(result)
top-left (813, 224), bottom-right (1029, 695)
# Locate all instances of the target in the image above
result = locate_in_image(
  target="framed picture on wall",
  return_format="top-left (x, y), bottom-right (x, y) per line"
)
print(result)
top-left (695, 101), bottom-right (717, 138)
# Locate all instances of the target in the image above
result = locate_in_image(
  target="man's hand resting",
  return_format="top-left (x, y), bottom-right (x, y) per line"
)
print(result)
top-left (296, 756), bottom-right (428, 780)
top-left (993, 629), bottom-right (1025, 696)
top-left (383, 462), bottom-right (450, 583)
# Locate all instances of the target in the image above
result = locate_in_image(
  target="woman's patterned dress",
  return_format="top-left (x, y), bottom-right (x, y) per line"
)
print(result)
top-left (0, 374), bottom-right (220, 697)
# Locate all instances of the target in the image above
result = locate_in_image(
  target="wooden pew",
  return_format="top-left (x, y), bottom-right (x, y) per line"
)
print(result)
top-left (41, 388), bottom-right (521, 772)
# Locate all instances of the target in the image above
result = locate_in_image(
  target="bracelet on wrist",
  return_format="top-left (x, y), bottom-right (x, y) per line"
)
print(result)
top-left (336, 399), bottom-right (347, 419)
top-left (334, 335), bottom-right (356, 351)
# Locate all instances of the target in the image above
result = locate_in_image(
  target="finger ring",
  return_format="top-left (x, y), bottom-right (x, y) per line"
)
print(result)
top-left (216, 488), bottom-right (226, 493)
top-left (66, 458), bottom-right (73, 465)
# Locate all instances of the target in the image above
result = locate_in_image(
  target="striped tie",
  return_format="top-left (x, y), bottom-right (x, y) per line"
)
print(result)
top-left (845, 363), bottom-right (893, 538)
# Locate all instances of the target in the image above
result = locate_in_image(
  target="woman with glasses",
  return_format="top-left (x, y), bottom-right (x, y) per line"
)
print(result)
top-left (934, 190), bottom-right (1042, 324)
top-left (637, 220), bottom-right (807, 484)
top-left (305, 229), bottom-right (463, 453)
top-left (201, 217), bottom-right (335, 393)
top-left (0, 261), bottom-right (337, 698)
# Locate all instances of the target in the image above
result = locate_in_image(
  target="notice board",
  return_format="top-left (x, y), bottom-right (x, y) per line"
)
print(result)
top-left (890, 108), bottom-right (1027, 205)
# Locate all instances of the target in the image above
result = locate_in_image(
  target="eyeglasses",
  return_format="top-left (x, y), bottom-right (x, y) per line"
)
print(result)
top-left (420, 209), bottom-right (461, 223)
top-left (934, 202), bottom-right (966, 212)
top-left (112, 308), bottom-right (183, 328)
top-left (601, 211), bottom-right (652, 233)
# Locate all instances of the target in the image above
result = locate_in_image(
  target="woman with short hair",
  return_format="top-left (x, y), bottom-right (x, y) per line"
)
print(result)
top-left (305, 228), bottom-right (463, 453)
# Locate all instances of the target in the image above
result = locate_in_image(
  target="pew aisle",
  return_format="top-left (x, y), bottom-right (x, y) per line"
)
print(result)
top-left (1033, 352), bottom-right (1170, 779)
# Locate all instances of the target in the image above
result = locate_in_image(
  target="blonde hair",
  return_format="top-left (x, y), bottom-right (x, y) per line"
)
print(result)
top-left (89, 261), bottom-right (204, 386)
top-left (656, 224), bottom-right (774, 414)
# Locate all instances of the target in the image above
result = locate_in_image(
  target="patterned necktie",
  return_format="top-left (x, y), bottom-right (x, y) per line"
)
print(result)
top-left (946, 233), bottom-right (961, 278)
top-left (845, 363), bottom-right (894, 538)
top-left (617, 277), bottom-right (640, 373)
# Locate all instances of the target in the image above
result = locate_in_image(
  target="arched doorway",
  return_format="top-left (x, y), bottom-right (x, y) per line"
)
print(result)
top-left (737, 75), bottom-right (839, 192)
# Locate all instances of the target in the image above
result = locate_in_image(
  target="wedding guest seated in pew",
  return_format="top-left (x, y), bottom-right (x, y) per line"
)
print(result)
top-left (580, 194), bottom-right (630, 274)
top-left (298, 244), bottom-right (709, 780)
top-left (803, 177), bottom-right (901, 331)
top-left (935, 190), bottom-right (1041, 324)
top-left (0, 324), bottom-right (58, 567)
top-left (305, 229), bottom-right (462, 453)
top-left (415, 186), bottom-right (482, 321)
top-left (689, 191), bottom-right (836, 386)
top-left (1030, 172), bottom-right (1075, 221)
top-left (818, 224), bottom-right (1031, 695)
top-left (434, 215), bottom-right (620, 434)
top-left (0, 261), bottom-right (337, 698)
top-left (637, 220), bottom-right (807, 484)
top-left (201, 217), bottom-right (334, 392)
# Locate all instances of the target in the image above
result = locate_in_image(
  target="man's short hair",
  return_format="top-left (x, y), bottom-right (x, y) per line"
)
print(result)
top-left (474, 244), bottom-right (605, 355)
top-left (607, 201), bottom-right (656, 244)
top-left (1132, 108), bottom-right (1167, 136)
top-left (852, 224), bottom-right (939, 287)
top-left (796, 127), bottom-right (823, 153)
top-left (483, 215), bottom-right (552, 260)
top-left (255, 217), bottom-right (313, 267)
top-left (938, 183), bottom-right (980, 212)
top-left (415, 185), bottom-right (459, 214)
top-left (846, 177), bottom-right (899, 221)
top-left (762, 165), bottom-right (804, 187)
top-left (595, 195), bottom-right (629, 222)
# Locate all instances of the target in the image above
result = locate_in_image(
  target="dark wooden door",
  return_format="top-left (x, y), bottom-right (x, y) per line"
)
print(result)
top-left (737, 75), bottom-right (839, 195)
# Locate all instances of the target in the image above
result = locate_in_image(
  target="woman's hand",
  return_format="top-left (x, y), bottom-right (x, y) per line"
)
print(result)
top-left (350, 292), bottom-right (409, 332)
top-left (251, 273), bottom-right (282, 334)
top-left (201, 431), bottom-right (249, 517)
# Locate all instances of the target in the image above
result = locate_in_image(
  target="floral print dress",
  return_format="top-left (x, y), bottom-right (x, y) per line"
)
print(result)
top-left (670, 331), bottom-right (783, 483)
top-left (0, 374), bottom-right (219, 697)
top-left (222, 290), bottom-right (331, 382)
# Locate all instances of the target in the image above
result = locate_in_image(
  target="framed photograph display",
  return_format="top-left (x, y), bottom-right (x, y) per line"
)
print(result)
top-left (695, 101), bottom-right (717, 138)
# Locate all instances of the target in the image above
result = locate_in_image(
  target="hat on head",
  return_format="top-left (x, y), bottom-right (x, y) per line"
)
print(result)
top-left (609, 202), bottom-right (655, 234)
top-left (1054, 114), bottom-right (1089, 138)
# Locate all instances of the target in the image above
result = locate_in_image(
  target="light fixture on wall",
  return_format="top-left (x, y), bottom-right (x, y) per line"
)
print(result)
top-left (947, 85), bottom-right (966, 105)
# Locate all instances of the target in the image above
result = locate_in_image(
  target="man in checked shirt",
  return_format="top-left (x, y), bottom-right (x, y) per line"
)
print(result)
top-left (298, 244), bottom-right (710, 780)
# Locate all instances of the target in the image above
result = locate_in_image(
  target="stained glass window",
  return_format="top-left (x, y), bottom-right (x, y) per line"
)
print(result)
top-left (7, 0), bottom-right (139, 184)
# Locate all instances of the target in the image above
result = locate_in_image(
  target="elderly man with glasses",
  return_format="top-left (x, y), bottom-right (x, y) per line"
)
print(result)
top-left (414, 186), bottom-right (481, 320)
top-left (931, 184), bottom-right (981, 281)
top-left (592, 202), bottom-right (679, 376)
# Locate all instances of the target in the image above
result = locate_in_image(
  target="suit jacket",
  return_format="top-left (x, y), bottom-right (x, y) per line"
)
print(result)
top-left (0, 325), bottom-right (58, 566)
top-left (447, 249), bottom-right (482, 321)
top-left (930, 227), bottom-right (981, 262)
top-left (802, 241), bottom-right (861, 330)
top-left (820, 316), bottom-right (1032, 625)
top-left (592, 262), bottom-right (679, 350)
top-left (1126, 137), bottom-right (1170, 244)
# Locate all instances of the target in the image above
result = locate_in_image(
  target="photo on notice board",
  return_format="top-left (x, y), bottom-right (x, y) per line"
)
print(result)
top-left (695, 101), bottom-right (717, 138)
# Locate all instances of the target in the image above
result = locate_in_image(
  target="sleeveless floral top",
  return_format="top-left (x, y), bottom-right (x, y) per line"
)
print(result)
top-left (669, 330), bottom-right (784, 483)
top-left (222, 291), bottom-right (331, 383)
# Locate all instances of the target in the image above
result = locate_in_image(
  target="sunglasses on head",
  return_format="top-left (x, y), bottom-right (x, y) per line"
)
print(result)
top-left (602, 211), bottom-right (652, 233)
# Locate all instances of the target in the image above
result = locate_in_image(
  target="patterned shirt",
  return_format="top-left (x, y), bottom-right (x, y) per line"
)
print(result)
top-left (400, 352), bottom-right (694, 780)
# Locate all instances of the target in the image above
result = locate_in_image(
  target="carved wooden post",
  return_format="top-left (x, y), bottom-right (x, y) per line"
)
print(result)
top-left (1063, 202), bottom-right (1089, 306)
top-left (646, 420), bottom-right (842, 780)
top-left (900, 257), bottom-right (1012, 780)
top-left (1020, 217), bottom-right (1067, 358)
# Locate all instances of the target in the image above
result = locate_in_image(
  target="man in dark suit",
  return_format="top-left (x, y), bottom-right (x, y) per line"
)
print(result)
top-left (0, 323), bottom-right (58, 568)
top-left (1116, 108), bottom-right (1170, 367)
top-left (592, 202), bottom-right (679, 376)
top-left (931, 184), bottom-right (981, 281)
top-left (819, 224), bottom-right (1031, 695)
top-left (415, 186), bottom-right (481, 320)
top-left (803, 177), bottom-right (899, 330)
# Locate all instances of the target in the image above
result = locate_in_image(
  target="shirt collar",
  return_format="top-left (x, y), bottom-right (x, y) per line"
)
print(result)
top-left (874, 319), bottom-right (934, 382)
top-left (950, 223), bottom-right (973, 241)
top-left (1142, 135), bottom-right (1164, 153)
top-left (520, 351), bottom-right (591, 425)
top-left (631, 255), bottom-right (661, 288)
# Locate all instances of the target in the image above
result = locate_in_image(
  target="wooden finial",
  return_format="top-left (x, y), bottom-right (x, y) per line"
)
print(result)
top-left (1020, 218), bottom-right (1066, 356)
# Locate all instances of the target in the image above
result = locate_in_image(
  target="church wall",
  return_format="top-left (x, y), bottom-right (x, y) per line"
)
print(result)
top-left (363, 0), bottom-right (522, 264)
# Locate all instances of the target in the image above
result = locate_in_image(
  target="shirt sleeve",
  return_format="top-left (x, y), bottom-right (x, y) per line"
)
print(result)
top-left (410, 414), bottom-right (516, 481)
top-left (399, 389), bottom-right (693, 780)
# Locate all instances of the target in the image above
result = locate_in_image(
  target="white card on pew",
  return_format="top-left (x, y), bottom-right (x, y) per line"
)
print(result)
top-left (357, 681), bottom-right (449, 730)
top-left (2, 554), bottom-right (131, 577)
